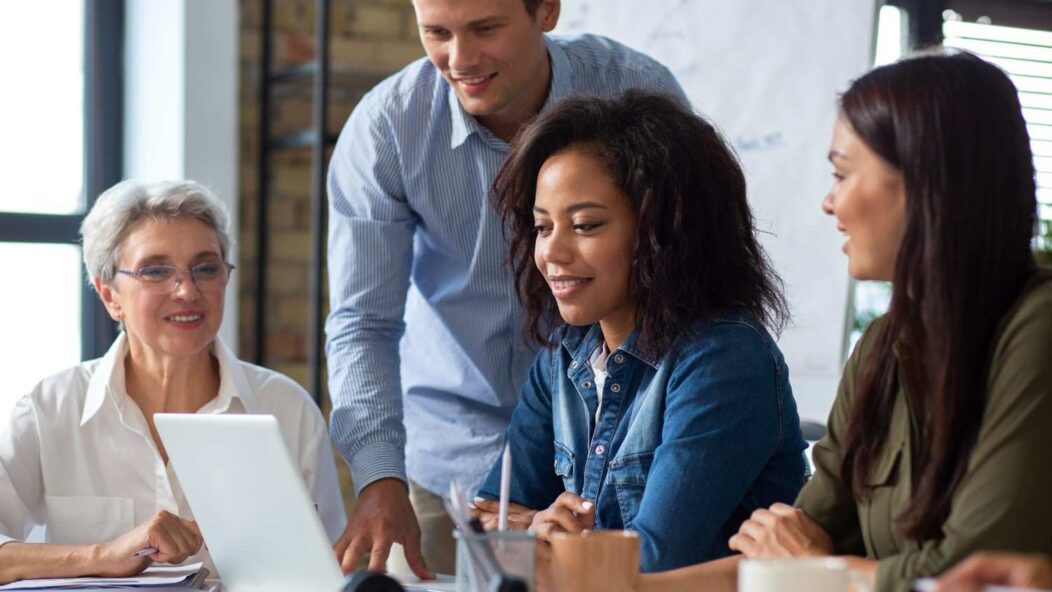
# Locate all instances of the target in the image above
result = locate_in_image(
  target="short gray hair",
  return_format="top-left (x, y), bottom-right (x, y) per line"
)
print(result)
top-left (80, 179), bottom-right (233, 287)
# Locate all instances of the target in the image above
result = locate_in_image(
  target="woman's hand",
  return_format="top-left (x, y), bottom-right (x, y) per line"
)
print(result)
top-left (728, 502), bottom-right (833, 558)
top-left (470, 498), bottom-right (537, 531)
top-left (90, 510), bottom-right (203, 577)
top-left (934, 553), bottom-right (1052, 591)
top-left (529, 492), bottom-right (596, 543)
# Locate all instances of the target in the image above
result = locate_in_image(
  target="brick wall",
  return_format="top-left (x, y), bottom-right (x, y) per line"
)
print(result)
top-left (237, 0), bottom-right (426, 512)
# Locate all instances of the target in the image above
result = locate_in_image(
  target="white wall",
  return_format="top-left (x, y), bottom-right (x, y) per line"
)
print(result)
top-left (556, 1), bottom-right (878, 423)
top-left (124, 0), bottom-right (240, 349)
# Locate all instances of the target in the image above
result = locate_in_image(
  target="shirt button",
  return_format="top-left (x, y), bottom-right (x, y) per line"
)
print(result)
top-left (614, 354), bottom-right (624, 364)
top-left (582, 380), bottom-right (592, 389)
top-left (610, 383), bottom-right (622, 393)
top-left (595, 445), bottom-right (605, 455)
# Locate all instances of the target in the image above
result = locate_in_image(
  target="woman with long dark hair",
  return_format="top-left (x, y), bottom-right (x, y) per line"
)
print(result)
top-left (639, 51), bottom-right (1052, 592)
top-left (469, 90), bottom-right (807, 572)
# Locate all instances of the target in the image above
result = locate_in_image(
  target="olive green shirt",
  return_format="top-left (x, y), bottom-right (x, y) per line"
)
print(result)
top-left (795, 270), bottom-right (1052, 592)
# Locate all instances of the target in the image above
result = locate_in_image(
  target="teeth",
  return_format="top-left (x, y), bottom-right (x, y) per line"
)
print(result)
top-left (551, 279), bottom-right (587, 290)
top-left (461, 75), bottom-right (489, 84)
top-left (169, 315), bottom-right (202, 322)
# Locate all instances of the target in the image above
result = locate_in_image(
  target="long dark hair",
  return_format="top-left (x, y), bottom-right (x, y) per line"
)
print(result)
top-left (838, 52), bottom-right (1037, 540)
top-left (492, 90), bottom-right (789, 358)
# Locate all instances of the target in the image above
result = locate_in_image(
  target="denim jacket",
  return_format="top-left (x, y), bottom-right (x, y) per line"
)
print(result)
top-left (477, 313), bottom-right (807, 572)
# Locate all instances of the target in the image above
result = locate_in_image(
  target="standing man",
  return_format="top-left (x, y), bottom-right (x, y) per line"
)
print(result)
top-left (326, 0), bottom-right (685, 577)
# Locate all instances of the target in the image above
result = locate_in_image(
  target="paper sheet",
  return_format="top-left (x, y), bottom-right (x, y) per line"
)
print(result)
top-left (0, 562), bottom-right (203, 590)
top-left (397, 573), bottom-right (458, 592)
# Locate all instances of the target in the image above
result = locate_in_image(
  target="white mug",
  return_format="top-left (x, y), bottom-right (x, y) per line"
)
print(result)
top-left (739, 557), bottom-right (872, 592)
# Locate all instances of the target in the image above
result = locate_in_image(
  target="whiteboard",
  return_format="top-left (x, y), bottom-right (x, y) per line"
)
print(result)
top-left (555, 0), bottom-right (878, 422)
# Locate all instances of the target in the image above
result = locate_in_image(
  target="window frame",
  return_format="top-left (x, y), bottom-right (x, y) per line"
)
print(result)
top-left (0, 0), bottom-right (122, 360)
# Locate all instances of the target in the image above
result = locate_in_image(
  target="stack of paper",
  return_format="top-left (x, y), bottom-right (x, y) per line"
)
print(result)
top-left (0, 562), bottom-right (206, 590)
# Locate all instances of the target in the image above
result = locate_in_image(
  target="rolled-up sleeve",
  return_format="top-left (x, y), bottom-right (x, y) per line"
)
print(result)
top-left (325, 100), bottom-right (417, 495)
top-left (0, 394), bottom-right (45, 548)
top-left (874, 294), bottom-right (1052, 591)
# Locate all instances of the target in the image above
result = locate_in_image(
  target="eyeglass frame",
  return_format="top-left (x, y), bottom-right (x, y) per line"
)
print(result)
top-left (113, 261), bottom-right (236, 293)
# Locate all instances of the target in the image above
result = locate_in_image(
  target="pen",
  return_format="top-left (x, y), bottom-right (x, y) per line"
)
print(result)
top-left (134, 546), bottom-right (157, 558)
top-left (498, 444), bottom-right (511, 532)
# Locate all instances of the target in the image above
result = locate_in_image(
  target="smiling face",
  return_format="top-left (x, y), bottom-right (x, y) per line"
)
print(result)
top-left (823, 117), bottom-right (907, 282)
top-left (533, 147), bottom-right (638, 349)
top-left (97, 217), bottom-right (226, 361)
top-left (414, 0), bottom-right (559, 141)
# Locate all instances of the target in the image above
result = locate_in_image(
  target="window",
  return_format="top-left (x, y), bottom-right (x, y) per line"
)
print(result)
top-left (0, 1), bottom-right (121, 413)
top-left (943, 18), bottom-right (1052, 235)
top-left (849, 5), bottom-right (1052, 351)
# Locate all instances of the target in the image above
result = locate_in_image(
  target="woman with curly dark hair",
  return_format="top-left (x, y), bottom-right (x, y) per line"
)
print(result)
top-left (471, 90), bottom-right (807, 572)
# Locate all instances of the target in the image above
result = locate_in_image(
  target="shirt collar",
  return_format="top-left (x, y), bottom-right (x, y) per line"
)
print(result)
top-left (80, 333), bottom-right (256, 426)
top-left (560, 323), bottom-right (660, 370)
top-left (448, 34), bottom-right (572, 150)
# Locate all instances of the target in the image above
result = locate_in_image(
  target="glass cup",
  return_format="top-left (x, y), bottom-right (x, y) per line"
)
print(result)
top-left (454, 530), bottom-right (535, 592)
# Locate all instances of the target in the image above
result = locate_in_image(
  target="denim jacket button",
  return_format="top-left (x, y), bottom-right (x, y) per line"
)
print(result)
top-left (614, 354), bottom-right (624, 364)
top-left (582, 380), bottom-right (592, 389)
top-left (571, 361), bottom-right (578, 368)
top-left (595, 445), bottom-right (605, 455)
top-left (610, 383), bottom-right (622, 393)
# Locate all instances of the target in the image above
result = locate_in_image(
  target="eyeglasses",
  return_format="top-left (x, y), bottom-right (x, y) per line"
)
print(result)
top-left (114, 261), bottom-right (235, 294)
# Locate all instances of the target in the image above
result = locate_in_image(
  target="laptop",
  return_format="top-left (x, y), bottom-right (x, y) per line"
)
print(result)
top-left (155, 414), bottom-right (456, 592)
top-left (155, 413), bottom-right (345, 592)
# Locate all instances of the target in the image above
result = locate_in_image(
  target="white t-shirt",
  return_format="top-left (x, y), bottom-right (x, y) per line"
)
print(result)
top-left (588, 342), bottom-right (610, 427)
top-left (0, 333), bottom-right (347, 569)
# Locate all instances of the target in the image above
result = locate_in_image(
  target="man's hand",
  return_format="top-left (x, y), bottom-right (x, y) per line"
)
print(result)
top-left (333, 478), bottom-right (433, 579)
top-left (91, 510), bottom-right (203, 577)
top-left (529, 492), bottom-right (596, 542)
top-left (470, 498), bottom-right (537, 531)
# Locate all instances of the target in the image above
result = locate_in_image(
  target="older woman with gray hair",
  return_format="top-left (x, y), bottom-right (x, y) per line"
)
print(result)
top-left (0, 180), bottom-right (346, 584)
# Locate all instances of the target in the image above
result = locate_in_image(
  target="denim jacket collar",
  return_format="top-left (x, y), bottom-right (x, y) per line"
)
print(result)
top-left (559, 324), bottom-right (661, 371)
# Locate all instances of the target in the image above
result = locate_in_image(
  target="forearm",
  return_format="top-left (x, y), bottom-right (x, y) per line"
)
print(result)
top-left (0, 541), bottom-right (101, 583)
top-left (326, 315), bottom-right (410, 493)
top-left (637, 555), bottom-right (740, 592)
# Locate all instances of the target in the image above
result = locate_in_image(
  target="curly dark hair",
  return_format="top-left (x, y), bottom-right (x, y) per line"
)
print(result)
top-left (492, 90), bottom-right (789, 357)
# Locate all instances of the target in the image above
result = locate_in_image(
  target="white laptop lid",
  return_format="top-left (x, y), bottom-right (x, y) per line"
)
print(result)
top-left (155, 413), bottom-right (344, 592)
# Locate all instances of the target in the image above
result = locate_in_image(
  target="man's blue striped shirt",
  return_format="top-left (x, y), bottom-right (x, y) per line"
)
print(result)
top-left (325, 33), bottom-right (686, 497)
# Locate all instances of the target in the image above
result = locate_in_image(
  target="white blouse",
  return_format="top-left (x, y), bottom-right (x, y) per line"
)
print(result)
top-left (0, 333), bottom-right (347, 567)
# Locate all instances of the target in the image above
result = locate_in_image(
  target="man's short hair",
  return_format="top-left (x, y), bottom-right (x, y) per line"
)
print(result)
top-left (523, 0), bottom-right (542, 16)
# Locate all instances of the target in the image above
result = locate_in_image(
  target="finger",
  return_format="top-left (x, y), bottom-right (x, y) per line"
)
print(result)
top-left (768, 503), bottom-right (797, 516)
top-left (736, 519), bottom-right (768, 543)
top-left (479, 513), bottom-right (500, 531)
top-left (532, 520), bottom-right (562, 542)
top-left (149, 529), bottom-right (183, 563)
top-left (333, 526), bottom-right (354, 557)
top-left (539, 506), bottom-right (583, 534)
top-left (553, 492), bottom-right (588, 510)
top-left (473, 497), bottom-right (500, 512)
top-left (163, 519), bottom-right (197, 557)
top-left (341, 538), bottom-right (370, 574)
top-left (728, 533), bottom-right (757, 557)
top-left (164, 519), bottom-right (199, 560)
top-left (367, 539), bottom-right (393, 572)
top-left (748, 509), bottom-right (778, 526)
top-left (402, 534), bottom-right (434, 580)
